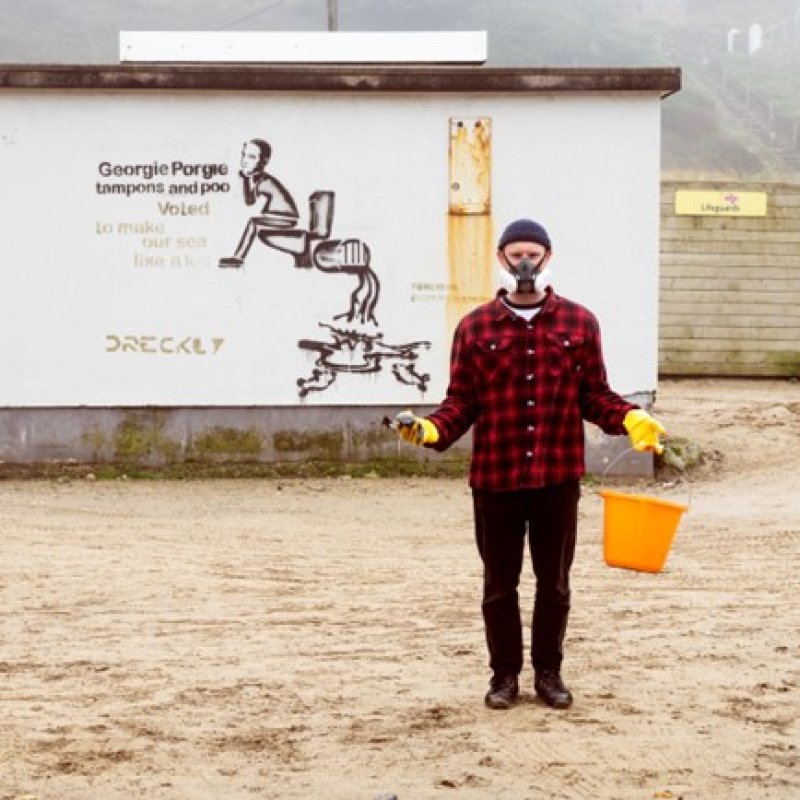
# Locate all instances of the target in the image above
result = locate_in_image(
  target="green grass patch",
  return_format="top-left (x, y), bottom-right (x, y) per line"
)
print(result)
top-left (0, 457), bottom-right (470, 482)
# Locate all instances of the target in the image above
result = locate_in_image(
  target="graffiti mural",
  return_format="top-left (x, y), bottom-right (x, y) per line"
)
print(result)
top-left (297, 323), bottom-right (430, 398)
top-left (218, 138), bottom-right (300, 268)
top-left (219, 137), bottom-right (430, 399)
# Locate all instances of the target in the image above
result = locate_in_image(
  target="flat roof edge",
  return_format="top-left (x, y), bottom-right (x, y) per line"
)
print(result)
top-left (0, 64), bottom-right (681, 94)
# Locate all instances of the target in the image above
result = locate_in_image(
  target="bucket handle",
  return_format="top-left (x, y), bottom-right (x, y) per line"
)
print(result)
top-left (599, 444), bottom-right (692, 509)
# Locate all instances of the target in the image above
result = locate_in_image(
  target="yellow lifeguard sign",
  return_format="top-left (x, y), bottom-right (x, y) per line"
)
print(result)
top-left (675, 189), bottom-right (767, 217)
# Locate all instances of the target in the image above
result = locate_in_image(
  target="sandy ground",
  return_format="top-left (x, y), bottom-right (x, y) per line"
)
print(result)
top-left (1, 378), bottom-right (799, 800)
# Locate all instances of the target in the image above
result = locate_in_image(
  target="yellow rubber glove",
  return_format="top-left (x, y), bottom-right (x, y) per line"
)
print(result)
top-left (623, 409), bottom-right (666, 454)
top-left (392, 410), bottom-right (440, 446)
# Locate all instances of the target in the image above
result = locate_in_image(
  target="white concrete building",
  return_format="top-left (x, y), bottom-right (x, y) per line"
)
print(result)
top-left (0, 64), bottom-right (679, 469)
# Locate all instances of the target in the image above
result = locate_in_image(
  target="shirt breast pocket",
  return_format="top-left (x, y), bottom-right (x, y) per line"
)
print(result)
top-left (547, 333), bottom-right (585, 377)
top-left (472, 337), bottom-right (515, 383)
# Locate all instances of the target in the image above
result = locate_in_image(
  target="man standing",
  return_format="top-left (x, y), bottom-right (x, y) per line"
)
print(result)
top-left (392, 218), bottom-right (664, 710)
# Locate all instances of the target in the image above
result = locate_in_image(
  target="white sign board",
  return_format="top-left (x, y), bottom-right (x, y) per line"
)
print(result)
top-left (120, 31), bottom-right (488, 64)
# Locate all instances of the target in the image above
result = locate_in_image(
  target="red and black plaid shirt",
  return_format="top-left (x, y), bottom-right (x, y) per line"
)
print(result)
top-left (427, 289), bottom-right (637, 491)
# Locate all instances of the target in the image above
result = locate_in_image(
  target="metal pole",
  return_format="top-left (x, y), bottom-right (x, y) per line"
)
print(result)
top-left (327, 0), bottom-right (338, 31)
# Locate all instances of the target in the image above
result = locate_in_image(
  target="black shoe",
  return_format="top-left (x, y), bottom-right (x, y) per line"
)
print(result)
top-left (534, 670), bottom-right (573, 709)
top-left (484, 674), bottom-right (519, 710)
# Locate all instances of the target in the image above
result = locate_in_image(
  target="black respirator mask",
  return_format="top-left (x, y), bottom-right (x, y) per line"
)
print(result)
top-left (499, 254), bottom-right (552, 294)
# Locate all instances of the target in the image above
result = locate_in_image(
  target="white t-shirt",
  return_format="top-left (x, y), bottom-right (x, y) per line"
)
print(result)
top-left (502, 297), bottom-right (545, 322)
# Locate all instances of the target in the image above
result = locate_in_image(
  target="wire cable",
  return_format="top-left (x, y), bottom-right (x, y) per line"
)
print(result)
top-left (218, 0), bottom-right (286, 31)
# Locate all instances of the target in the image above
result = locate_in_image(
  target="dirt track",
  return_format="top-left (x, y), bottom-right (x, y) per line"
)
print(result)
top-left (1, 379), bottom-right (799, 800)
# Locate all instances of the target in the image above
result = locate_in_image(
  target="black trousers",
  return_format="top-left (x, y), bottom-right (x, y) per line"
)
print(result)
top-left (472, 480), bottom-right (580, 678)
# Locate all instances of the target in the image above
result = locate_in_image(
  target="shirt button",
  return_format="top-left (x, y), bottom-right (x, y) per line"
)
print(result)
top-left (527, 348), bottom-right (535, 355)
top-left (528, 425), bottom-right (535, 432)
top-left (526, 374), bottom-right (533, 381)
top-left (526, 451), bottom-right (533, 458)
top-left (527, 400), bottom-right (535, 407)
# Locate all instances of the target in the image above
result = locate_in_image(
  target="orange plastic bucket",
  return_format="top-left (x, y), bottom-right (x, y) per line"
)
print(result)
top-left (599, 489), bottom-right (688, 573)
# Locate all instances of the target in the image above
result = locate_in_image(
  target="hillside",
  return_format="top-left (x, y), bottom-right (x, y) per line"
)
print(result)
top-left (2, 0), bottom-right (800, 179)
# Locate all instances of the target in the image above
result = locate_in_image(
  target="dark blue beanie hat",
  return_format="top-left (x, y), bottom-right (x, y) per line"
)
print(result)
top-left (497, 218), bottom-right (551, 251)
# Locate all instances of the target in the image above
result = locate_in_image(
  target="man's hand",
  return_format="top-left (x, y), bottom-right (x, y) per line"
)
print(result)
top-left (392, 410), bottom-right (439, 446)
top-left (623, 409), bottom-right (666, 454)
